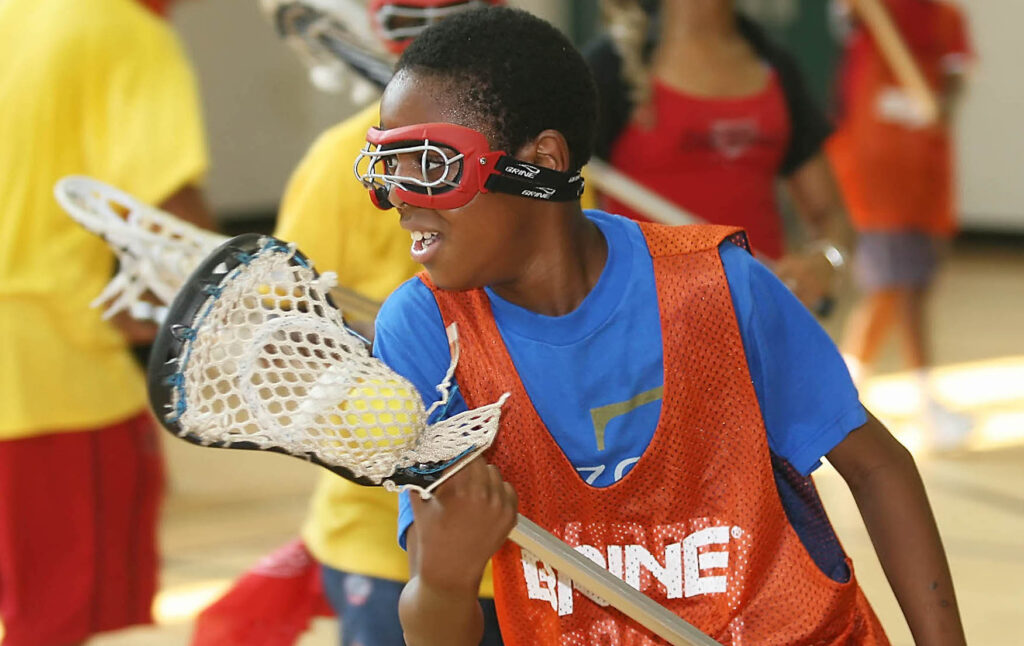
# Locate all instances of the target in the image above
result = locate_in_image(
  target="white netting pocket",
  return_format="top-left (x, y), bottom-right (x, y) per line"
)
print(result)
top-left (55, 175), bottom-right (228, 320)
top-left (163, 238), bottom-right (507, 493)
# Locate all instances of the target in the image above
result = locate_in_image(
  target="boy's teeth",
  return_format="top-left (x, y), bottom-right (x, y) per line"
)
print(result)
top-left (410, 231), bottom-right (438, 242)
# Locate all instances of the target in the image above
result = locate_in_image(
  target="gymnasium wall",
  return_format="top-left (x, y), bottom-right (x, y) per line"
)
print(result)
top-left (170, 1), bottom-right (350, 219)
top-left (953, 0), bottom-right (1024, 232)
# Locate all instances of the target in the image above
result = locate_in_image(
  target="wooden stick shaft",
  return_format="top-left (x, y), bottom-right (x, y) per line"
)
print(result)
top-left (585, 159), bottom-right (767, 257)
top-left (327, 284), bottom-right (381, 322)
top-left (851, 0), bottom-right (939, 123)
top-left (510, 515), bottom-right (721, 646)
top-left (586, 159), bottom-right (700, 227)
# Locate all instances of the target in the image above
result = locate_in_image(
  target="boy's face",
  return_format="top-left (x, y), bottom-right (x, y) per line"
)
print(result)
top-left (378, 71), bottom-right (536, 292)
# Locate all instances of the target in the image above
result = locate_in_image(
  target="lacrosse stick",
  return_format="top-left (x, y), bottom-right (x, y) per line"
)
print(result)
top-left (54, 175), bottom-right (382, 328)
top-left (849, 0), bottom-right (939, 125)
top-left (54, 175), bottom-right (227, 323)
top-left (147, 233), bottom-right (719, 646)
top-left (260, 0), bottom-right (394, 95)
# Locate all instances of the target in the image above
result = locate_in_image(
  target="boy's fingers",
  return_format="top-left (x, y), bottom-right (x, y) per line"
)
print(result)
top-left (503, 481), bottom-right (518, 511)
top-left (423, 455), bottom-right (492, 501)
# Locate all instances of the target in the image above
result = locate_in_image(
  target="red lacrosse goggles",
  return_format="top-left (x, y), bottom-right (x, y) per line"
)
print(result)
top-left (354, 122), bottom-right (584, 211)
top-left (368, 0), bottom-right (503, 54)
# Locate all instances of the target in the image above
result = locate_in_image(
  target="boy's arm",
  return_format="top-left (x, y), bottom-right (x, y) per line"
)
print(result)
top-left (826, 412), bottom-right (966, 645)
top-left (399, 458), bottom-right (518, 646)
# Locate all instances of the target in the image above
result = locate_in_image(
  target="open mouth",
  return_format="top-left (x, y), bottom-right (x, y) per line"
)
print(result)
top-left (410, 230), bottom-right (442, 262)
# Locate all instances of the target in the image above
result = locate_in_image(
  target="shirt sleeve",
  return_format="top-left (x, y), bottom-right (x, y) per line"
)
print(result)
top-left (373, 278), bottom-right (469, 549)
top-left (735, 13), bottom-right (833, 177)
top-left (92, 20), bottom-right (208, 205)
top-left (938, 3), bottom-right (974, 73)
top-left (273, 128), bottom-right (347, 272)
top-left (720, 243), bottom-right (867, 475)
top-left (776, 59), bottom-right (833, 177)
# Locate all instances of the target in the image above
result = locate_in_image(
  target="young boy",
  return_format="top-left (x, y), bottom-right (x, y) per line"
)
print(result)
top-left (272, 3), bottom-right (506, 644)
top-left (358, 7), bottom-right (965, 645)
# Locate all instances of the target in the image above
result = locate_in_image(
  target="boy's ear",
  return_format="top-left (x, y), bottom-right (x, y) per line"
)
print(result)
top-left (516, 129), bottom-right (572, 173)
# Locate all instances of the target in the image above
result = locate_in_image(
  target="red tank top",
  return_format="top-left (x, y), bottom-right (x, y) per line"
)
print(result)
top-left (605, 74), bottom-right (790, 260)
top-left (423, 224), bottom-right (887, 645)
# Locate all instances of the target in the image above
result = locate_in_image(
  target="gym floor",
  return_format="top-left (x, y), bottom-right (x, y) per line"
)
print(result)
top-left (87, 236), bottom-right (1024, 645)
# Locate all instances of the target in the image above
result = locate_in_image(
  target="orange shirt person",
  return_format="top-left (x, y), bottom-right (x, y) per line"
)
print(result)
top-left (827, 0), bottom-right (973, 448)
top-left (828, 0), bottom-right (971, 236)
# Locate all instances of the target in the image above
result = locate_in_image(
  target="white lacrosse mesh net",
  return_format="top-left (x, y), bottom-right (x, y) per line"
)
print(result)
top-left (54, 175), bottom-right (228, 319)
top-left (260, 0), bottom-right (389, 98)
top-left (170, 241), bottom-right (507, 489)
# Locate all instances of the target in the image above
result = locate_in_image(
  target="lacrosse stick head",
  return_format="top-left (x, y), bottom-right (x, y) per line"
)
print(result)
top-left (260, 0), bottom-right (394, 94)
top-left (54, 175), bottom-right (228, 321)
top-left (367, 0), bottom-right (504, 54)
top-left (148, 233), bottom-right (508, 493)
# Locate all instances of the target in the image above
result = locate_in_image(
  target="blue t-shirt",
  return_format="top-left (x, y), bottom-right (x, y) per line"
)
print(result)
top-left (375, 211), bottom-right (864, 579)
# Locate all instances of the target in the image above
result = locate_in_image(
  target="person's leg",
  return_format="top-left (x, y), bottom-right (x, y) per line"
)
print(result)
top-left (0, 432), bottom-right (96, 646)
top-left (92, 412), bottom-right (165, 633)
top-left (841, 232), bottom-right (908, 384)
top-left (842, 288), bottom-right (900, 383)
top-left (478, 598), bottom-right (504, 646)
top-left (319, 566), bottom-right (504, 646)
top-left (890, 238), bottom-right (972, 448)
top-left (320, 567), bottom-right (406, 646)
top-left (894, 287), bottom-right (929, 371)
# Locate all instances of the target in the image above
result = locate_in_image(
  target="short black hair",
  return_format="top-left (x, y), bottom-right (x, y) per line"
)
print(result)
top-left (395, 7), bottom-right (597, 170)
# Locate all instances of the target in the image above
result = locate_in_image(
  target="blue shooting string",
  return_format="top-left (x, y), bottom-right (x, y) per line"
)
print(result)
top-left (405, 446), bottom-right (475, 475)
top-left (260, 238), bottom-right (311, 269)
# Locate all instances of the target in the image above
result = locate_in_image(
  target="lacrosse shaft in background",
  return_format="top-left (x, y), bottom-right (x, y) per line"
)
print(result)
top-left (850, 0), bottom-right (939, 124)
top-left (124, 286), bottom-right (378, 327)
top-left (586, 159), bottom-right (699, 227)
top-left (511, 516), bottom-right (721, 646)
top-left (327, 284), bottom-right (381, 324)
top-left (586, 159), bottom-right (783, 260)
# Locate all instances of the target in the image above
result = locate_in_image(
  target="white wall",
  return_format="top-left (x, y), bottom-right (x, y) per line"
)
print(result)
top-left (956, 1), bottom-right (1024, 231)
top-left (171, 0), bottom-right (362, 217)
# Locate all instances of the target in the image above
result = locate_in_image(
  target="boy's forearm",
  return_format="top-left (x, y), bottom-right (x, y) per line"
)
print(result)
top-left (398, 575), bottom-right (485, 646)
top-left (846, 445), bottom-right (966, 645)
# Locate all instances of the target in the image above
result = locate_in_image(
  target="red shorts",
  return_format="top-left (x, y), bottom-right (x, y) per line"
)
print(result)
top-left (0, 412), bottom-right (165, 646)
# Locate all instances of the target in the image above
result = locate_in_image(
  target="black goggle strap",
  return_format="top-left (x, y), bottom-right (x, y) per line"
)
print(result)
top-left (483, 156), bottom-right (585, 202)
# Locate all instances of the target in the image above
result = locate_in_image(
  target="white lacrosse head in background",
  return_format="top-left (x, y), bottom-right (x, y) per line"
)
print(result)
top-left (160, 238), bottom-right (507, 495)
top-left (259, 0), bottom-right (392, 97)
top-left (54, 175), bottom-right (228, 322)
